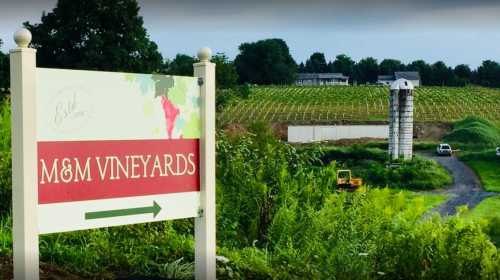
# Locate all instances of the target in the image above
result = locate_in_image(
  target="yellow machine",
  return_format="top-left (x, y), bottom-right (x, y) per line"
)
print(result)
top-left (336, 169), bottom-right (363, 190)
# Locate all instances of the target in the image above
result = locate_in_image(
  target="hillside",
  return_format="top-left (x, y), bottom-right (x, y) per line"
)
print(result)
top-left (219, 86), bottom-right (500, 125)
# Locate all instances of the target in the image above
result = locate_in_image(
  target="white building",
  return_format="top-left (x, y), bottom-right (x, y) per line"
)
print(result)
top-left (377, 75), bottom-right (394, 86)
top-left (296, 73), bottom-right (349, 86)
top-left (377, 71), bottom-right (421, 87)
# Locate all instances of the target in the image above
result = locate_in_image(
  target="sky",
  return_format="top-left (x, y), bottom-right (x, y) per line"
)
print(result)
top-left (1, 0), bottom-right (500, 68)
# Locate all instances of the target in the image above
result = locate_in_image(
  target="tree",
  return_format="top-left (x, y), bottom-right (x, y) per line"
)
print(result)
top-left (298, 62), bottom-right (306, 73)
top-left (166, 54), bottom-right (196, 76)
top-left (379, 59), bottom-right (404, 75)
top-left (234, 38), bottom-right (297, 85)
top-left (332, 54), bottom-right (355, 78)
top-left (431, 61), bottom-right (455, 86)
top-left (354, 57), bottom-right (379, 84)
top-left (305, 52), bottom-right (328, 73)
top-left (0, 39), bottom-right (9, 93)
top-left (454, 64), bottom-right (472, 86)
top-left (477, 60), bottom-right (500, 87)
top-left (24, 0), bottom-right (163, 73)
top-left (407, 60), bottom-right (432, 85)
top-left (211, 53), bottom-right (238, 89)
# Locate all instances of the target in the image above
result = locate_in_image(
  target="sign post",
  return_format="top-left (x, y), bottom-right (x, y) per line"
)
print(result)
top-left (10, 27), bottom-right (216, 280)
top-left (194, 48), bottom-right (217, 280)
top-left (10, 28), bottom-right (39, 280)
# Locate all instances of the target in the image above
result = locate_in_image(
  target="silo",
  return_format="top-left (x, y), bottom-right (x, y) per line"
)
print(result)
top-left (389, 79), bottom-right (414, 160)
top-left (398, 88), bottom-right (414, 160)
top-left (388, 88), bottom-right (399, 160)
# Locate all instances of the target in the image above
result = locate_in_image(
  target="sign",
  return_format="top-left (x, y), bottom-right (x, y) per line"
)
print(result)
top-left (36, 69), bottom-right (202, 233)
top-left (10, 28), bottom-right (216, 280)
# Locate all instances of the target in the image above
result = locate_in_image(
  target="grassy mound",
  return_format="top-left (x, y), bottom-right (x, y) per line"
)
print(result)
top-left (444, 116), bottom-right (500, 146)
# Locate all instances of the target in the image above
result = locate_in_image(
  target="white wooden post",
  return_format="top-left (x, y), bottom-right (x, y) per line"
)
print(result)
top-left (10, 28), bottom-right (39, 280)
top-left (193, 47), bottom-right (216, 280)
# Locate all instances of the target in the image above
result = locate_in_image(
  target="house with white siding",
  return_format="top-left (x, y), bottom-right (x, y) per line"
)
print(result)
top-left (296, 73), bottom-right (349, 86)
top-left (377, 71), bottom-right (421, 87)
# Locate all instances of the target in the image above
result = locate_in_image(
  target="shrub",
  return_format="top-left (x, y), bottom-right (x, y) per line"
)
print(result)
top-left (0, 98), bottom-right (11, 215)
top-left (216, 84), bottom-right (251, 112)
top-left (0, 120), bottom-right (498, 279)
top-left (264, 189), bottom-right (500, 279)
top-left (216, 123), bottom-right (330, 248)
top-left (320, 145), bottom-right (387, 163)
top-left (485, 217), bottom-right (500, 247)
top-left (321, 146), bottom-right (452, 190)
top-left (389, 156), bottom-right (453, 190)
top-left (216, 127), bottom-right (497, 279)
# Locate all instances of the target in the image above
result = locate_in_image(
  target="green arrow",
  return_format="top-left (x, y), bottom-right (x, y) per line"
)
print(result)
top-left (85, 201), bottom-right (161, 220)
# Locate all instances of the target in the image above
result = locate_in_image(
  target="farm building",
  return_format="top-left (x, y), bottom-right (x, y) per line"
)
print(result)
top-left (377, 71), bottom-right (421, 86)
top-left (296, 73), bottom-right (349, 86)
top-left (377, 75), bottom-right (394, 86)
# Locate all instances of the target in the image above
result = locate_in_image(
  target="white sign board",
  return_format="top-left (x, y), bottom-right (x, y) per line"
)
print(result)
top-left (36, 69), bottom-right (202, 234)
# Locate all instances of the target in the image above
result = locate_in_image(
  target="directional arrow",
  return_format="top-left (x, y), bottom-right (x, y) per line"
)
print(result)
top-left (84, 201), bottom-right (162, 220)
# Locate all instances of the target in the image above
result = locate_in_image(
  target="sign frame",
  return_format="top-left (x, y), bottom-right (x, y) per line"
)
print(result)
top-left (10, 28), bottom-right (216, 280)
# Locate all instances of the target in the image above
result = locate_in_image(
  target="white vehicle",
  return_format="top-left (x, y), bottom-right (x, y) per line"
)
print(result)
top-left (496, 147), bottom-right (500, 157)
top-left (436, 143), bottom-right (453, 156)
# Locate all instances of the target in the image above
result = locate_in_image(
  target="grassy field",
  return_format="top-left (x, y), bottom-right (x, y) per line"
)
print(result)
top-left (219, 85), bottom-right (500, 125)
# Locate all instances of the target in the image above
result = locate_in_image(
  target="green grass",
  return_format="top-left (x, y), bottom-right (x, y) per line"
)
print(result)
top-left (219, 85), bottom-right (500, 125)
top-left (420, 193), bottom-right (448, 210)
top-left (0, 217), bottom-right (196, 279)
top-left (382, 190), bottom-right (447, 211)
top-left (466, 160), bottom-right (500, 192)
top-left (403, 191), bottom-right (448, 212)
top-left (461, 150), bottom-right (500, 192)
top-left (466, 196), bottom-right (500, 221)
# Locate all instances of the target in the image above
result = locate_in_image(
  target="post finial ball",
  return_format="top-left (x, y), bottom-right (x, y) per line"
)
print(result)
top-left (14, 28), bottom-right (32, 48)
top-left (197, 47), bottom-right (212, 62)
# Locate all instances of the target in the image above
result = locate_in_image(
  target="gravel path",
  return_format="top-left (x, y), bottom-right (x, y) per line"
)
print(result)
top-left (422, 154), bottom-right (499, 216)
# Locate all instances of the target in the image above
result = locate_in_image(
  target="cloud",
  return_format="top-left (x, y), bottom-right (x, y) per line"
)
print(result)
top-left (2, 0), bottom-right (499, 67)
top-left (137, 0), bottom-right (500, 30)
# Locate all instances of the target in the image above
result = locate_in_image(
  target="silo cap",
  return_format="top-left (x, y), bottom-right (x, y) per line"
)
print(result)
top-left (390, 78), bottom-right (414, 90)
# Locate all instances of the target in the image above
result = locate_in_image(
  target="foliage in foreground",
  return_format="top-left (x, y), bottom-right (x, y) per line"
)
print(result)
top-left (0, 117), bottom-right (499, 278)
top-left (465, 197), bottom-right (500, 246)
top-left (0, 98), bottom-right (10, 213)
top-left (215, 126), bottom-right (498, 279)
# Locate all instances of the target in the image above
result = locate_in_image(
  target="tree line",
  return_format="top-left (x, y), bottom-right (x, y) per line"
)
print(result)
top-left (1, 0), bottom-right (500, 94)
top-left (0, 39), bottom-right (9, 94)
top-left (299, 52), bottom-right (500, 87)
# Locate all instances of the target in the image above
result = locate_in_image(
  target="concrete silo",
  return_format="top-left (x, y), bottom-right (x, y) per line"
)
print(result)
top-left (388, 79), bottom-right (414, 160)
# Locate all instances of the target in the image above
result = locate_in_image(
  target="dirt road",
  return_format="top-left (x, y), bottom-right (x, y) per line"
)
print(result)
top-left (423, 154), bottom-right (498, 216)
